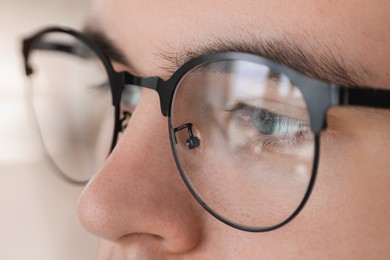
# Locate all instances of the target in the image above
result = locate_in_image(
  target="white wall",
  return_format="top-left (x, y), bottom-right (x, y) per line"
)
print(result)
top-left (0, 0), bottom-right (98, 259)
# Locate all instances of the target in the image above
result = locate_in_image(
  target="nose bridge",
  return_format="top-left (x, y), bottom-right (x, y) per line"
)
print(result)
top-left (77, 89), bottom-right (202, 252)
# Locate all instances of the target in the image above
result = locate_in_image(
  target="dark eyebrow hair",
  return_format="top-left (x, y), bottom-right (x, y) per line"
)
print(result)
top-left (82, 26), bottom-right (130, 66)
top-left (83, 24), bottom-right (374, 87)
top-left (159, 36), bottom-right (374, 87)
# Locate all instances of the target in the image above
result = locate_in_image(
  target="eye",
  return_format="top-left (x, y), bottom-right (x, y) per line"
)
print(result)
top-left (227, 103), bottom-right (312, 151)
top-left (251, 108), bottom-right (284, 135)
top-left (230, 103), bottom-right (308, 135)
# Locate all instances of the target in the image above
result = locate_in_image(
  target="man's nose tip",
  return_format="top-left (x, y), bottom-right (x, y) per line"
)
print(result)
top-left (76, 155), bottom-right (203, 253)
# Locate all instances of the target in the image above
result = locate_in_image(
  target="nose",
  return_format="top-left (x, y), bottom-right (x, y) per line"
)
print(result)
top-left (77, 89), bottom-right (203, 253)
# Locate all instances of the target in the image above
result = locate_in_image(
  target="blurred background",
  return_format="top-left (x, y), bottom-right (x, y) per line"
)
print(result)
top-left (0, 0), bottom-right (98, 259)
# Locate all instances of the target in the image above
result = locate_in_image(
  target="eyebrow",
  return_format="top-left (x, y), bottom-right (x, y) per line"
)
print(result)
top-left (160, 37), bottom-right (374, 87)
top-left (83, 26), bottom-right (374, 87)
top-left (83, 26), bottom-right (130, 66)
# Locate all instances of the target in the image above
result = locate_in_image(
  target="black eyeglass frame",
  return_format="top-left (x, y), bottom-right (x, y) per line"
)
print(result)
top-left (22, 26), bottom-right (390, 232)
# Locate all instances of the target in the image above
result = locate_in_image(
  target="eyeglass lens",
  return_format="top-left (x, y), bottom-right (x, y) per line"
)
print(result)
top-left (170, 60), bottom-right (315, 229)
top-left (28, 32), bottom-right (115, 183)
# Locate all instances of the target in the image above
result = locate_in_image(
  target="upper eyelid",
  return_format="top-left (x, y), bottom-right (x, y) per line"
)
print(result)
top-left (234, 98), bottom-right (310, 122)
top-left (243, 104), bottom-right (308, 125)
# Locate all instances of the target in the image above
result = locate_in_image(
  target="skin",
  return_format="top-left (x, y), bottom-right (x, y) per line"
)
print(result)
top-left (77, 0), bottom-right (390, 258)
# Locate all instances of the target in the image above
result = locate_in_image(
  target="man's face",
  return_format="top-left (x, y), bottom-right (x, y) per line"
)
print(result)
top-left (77, 0), bottom-right (390, 258)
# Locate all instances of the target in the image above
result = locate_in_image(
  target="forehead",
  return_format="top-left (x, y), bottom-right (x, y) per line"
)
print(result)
top-left (89, 0), bottom-right (390, 87)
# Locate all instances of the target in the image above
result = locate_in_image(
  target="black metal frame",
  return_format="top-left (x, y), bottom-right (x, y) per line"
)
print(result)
top-left (22, 26), bottom-right (390, 232)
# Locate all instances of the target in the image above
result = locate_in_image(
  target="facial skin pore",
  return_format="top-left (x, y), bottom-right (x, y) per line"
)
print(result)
top-left (77, 0), bottom-right (390, 258)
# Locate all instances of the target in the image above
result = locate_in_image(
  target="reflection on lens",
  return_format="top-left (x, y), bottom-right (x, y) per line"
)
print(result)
top-left (28, 32), bottom-right (114, 183)
top-left (170, 60), bottom-right (315, 229)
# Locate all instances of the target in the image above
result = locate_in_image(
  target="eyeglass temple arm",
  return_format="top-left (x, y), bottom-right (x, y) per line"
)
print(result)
top-left (23, 38), bottom-right (162, 91)
top-left (338, 86), bottom-right (390, 109)
top-left (23, 38), bottom-right (92, 76)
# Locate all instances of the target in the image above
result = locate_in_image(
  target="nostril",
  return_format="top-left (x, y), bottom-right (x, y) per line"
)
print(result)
top-left (115, 231), bottom-right (200, 254)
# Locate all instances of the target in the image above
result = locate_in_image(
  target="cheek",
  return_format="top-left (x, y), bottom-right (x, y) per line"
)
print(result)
top-left (292, 126), bottom-right (390, 257)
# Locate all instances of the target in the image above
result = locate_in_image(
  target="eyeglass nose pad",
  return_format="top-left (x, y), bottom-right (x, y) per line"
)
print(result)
top-left (186, 134), bottom-right (200, 150)
top-left (119, 111), bottom-right (132, 132)
top-left (173, 123), bottom-right (201, 150)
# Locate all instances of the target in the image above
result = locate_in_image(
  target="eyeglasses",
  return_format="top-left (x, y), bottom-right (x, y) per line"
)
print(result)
top-left (22, 26), bottom-right (390, 232)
